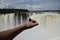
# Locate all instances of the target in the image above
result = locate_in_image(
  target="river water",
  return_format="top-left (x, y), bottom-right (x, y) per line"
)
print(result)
top-left (0, 12), bottom-right (60, 40)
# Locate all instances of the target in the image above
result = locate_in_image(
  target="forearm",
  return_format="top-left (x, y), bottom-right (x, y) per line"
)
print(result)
top-left (0, 18), bottom-right (38, 40)
top-left (0, 25), bottom-right (26, 40)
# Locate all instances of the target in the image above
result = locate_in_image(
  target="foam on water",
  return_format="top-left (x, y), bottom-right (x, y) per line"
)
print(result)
top-left (29, 12), bottom-right (60, 40)
top-left (0, 12), bottom-right (60, 40)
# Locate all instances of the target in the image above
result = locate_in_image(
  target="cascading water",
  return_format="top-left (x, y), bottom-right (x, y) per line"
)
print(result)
top-left (29, 12), bottom-right (60, 40)
top-left (0, 12), bottom-right (60, 40)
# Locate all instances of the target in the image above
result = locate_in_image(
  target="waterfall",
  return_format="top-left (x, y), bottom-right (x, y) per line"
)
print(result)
top-left (29, 12), bottom-right (60, 40)
top-left (0, 13), bottom-right (28, 31)
top-left (0, 13), bottom-right (15, 31)
top-left (0, 12), bottom-right (60, 40)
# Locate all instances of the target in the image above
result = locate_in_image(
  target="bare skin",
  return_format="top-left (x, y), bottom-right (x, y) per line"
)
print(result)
top-left (0, 18), bottom-right (38, 40)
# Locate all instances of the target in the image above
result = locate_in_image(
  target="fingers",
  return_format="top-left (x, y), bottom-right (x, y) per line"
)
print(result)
top-left (29, 18), bottom-right (32, 22)
top-left (32, 23), bottom-right (39, 27)
top-left (29, 18), bottom-right (36, 23)
top-left (29, 18), bottom-right (38, 25)
top-left (32, 20), bottom-right (36, 23)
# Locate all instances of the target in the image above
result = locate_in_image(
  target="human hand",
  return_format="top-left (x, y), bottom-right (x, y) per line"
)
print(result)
top-left (24, 18), bottom-right (38, 29)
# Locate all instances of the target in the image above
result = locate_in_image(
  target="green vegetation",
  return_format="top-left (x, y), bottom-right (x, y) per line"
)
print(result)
top-left (0, 9), bottom-right (29, 13)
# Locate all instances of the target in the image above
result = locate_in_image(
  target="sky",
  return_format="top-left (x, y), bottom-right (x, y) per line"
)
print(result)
top-left (0, 0), bottom-right (60, 11)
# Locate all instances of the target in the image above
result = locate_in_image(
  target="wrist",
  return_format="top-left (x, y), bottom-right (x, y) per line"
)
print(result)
top-left (20, 24), bottom-right (27, 30)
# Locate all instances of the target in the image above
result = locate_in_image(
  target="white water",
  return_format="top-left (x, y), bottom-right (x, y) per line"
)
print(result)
top-left (0, 12), bottom-right (60, 40)
top-left (29, 12), bottom-right (60, 40)
top-left (0, 13), bottom-right (15, 31)
top-left (0, 13), bottom-right (28, 31)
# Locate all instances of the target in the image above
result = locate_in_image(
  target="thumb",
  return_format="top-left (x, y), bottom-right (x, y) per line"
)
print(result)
top-left (29, 18), bottom-right (32, 22)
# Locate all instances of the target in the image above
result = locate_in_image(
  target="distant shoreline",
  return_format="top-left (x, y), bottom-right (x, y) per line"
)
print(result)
top-left (0, 9), bottom-right (60, 14)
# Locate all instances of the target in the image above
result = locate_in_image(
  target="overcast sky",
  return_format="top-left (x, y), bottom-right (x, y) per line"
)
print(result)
top-left (0, 0), bottom-right (60, 11)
